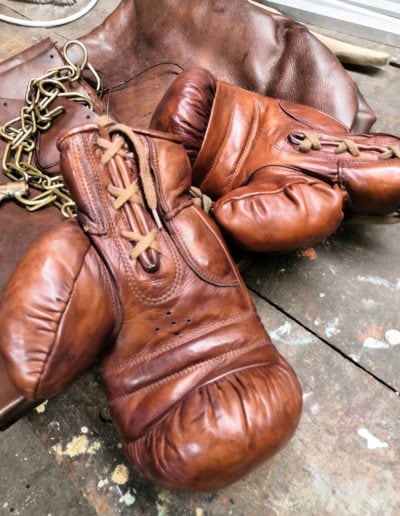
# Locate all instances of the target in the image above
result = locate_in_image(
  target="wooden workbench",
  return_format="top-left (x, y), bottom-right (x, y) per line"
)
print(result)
top-left (0, 1), bottom-right (399, 514)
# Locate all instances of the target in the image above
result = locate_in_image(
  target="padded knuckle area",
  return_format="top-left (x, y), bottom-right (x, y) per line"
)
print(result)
top-left (128, 362), bottom-right (302, 491)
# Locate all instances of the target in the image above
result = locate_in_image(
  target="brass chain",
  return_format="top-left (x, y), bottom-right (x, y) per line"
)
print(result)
top-left (0, 40), bottom-right (101, 218)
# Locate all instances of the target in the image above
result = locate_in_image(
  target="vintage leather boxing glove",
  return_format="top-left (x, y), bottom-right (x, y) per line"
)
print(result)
top-left (150, 68), bottom-right (400, 253)
top-left (57, 116), bottom-right (302, 491)
top-left (0, 219), bottom-right (117, 400)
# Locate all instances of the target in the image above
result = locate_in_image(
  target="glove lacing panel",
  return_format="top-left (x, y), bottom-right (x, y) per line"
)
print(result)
top-left (296, 130), bottom-right (400, 160)
top-left (97, 116), bottom-right (162, 261)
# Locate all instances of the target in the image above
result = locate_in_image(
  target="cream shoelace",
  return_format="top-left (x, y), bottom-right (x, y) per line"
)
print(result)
top-left (96, 116), bottom-right (161, 261)
top-left (298, 130), bottom-right (400, 160)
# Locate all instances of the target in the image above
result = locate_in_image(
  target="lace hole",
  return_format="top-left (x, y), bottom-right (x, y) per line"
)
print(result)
top-left (289, 133), bottom-right (305, 144)
top-left (154, 327), bottom-right (160, 332)
top-left (186, 318), bottom-right (192, 324)
top-left (165, 311), bottom-right (172, 317)
top-left (170, 321), bottom-right (177, 326)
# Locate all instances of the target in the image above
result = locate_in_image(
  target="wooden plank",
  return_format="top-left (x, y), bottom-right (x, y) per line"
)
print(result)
top-left (239, 33), bottom-right (400, 392)
top-left (14, 293), bottom-right (399, 514)
top-left (240, 220), bottom-right (400, 393)
top-left (0, 419), bottom-right (96, 514)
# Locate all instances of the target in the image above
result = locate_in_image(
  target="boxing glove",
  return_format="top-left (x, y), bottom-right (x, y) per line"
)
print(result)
top-left (150, 68), bottom-right (400, 253)
top-left (58, 116), bottom-right (302, 491)
top-left (0, 219), bottom-right (117, 400)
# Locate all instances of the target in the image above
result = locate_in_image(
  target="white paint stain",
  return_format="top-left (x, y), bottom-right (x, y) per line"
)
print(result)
top-left (97, 478), bottom-right (109, 489)
top-left (157, 491), bottom-right (171, 516)
top-left (310, 403), bottom-right (320, 416)
top-left (302, 391), bottom-right (313, 400)
top-left (385, 329), bottom-right (400, 346)
top-left (35, 400), bottom-right (48, 413)
top-left (358, 428), bottom-right (388, 450)
top-left (363, 337), bottom-right (390, 349)
top-left (319, 292), bottom-right (325, 298)
top-left (119, 489), bottom-right (136, 506)
top-left (349, 353), bottom-right (360, 362)
top-left (81, 426), bottom-right (89, 434)
top-left (325, 318), bottom-right (340, 338)
top-left (361, 298), bottom-right (376, 310)
top-left (357, 275), bottom-right (400, 292)
top-left (270, 322), bottom-right (313, 345)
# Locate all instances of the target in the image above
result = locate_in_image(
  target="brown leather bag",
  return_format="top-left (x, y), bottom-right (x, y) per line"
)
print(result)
top-left (78, 0), bottom-right (376, 131)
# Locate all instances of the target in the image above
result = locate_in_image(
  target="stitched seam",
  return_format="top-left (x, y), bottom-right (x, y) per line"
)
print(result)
top-left (200, 105), bottom-right (236, 190)
top-left (34, 239), bottom-right (91, 398)
top-left (168, 208), bottom-right (239, 287)
top-left (108, 339), bottom-right (270, 404)
top-left (98, 137), bottom-right (183, 305)
top-left (102, 309), bottom-right (256, 374)
top-left (224, 96), bottom-right (261, 194)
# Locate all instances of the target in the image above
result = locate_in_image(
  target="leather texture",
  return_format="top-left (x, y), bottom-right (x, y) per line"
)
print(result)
top-left (78, 0), bottom-right (375, 131)
top-left (57, 118), bottom-right (302, 491)
top-left (151, 68), bottom-right (400, 253)
top-left (0, 39), bottom-right (109, 425)
top-left (0, 219), bottom-right (117, 400)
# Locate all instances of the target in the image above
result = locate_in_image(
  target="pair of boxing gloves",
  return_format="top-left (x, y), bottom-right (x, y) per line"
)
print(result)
top-left (3, 67), bottom-right (400, 491)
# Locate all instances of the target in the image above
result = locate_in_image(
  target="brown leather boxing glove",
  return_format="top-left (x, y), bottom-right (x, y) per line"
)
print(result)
top-left (57, 117), bottom-right (302, 491)
top-left (0, 219), bottom-right (117, 400)
top-left (150, 67), bottom-right (400, 253)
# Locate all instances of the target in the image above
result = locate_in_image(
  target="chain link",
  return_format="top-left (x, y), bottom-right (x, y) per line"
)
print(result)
top-left (0, 40), bottom-right (101, 217)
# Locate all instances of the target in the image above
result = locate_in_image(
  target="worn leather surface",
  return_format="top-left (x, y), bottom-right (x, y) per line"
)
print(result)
top-left (151, 67), bottom-right (400, 253)
top-left (0, 220), bottom-right (117, 400)
top-left (78, 0), bottom-right (375, 132)
top-left (57, 119), bottom-right (302, 491)
top-left (0, 39), bottom-right (108, 427)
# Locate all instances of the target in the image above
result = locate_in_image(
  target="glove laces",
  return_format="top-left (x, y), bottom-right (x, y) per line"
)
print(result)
top-left (97, 116), bottom-right (162, 262)
top-left (296, 131), bottom-right (400, 160)
top-left (189, 186), bottom-right (213, 213)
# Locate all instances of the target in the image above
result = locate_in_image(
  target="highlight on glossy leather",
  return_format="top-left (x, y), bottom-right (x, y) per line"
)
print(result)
top-left (151, 67), bottom-right (400, 253)
top-left (58, 118), bottom-right (302, 491)
top-left (0, 219), bottom-right (117, 400)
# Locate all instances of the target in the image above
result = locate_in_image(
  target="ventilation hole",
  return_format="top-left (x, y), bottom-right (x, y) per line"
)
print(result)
top-left (165, 311), bottom-right (172, 316)
top-left (170, 321), bottom-right (177, 326)
top-left (186, 318), bottom-right (192, 324)
top-left (3, 101), bottom-right (7, 107)
top-left (86, 115), bottom-right (91, 119)
top-left (49, 54), bottom-right (54, 59)
top-left (154, 327), bottom-right (160, 332)
top-left (174, 331), bottom-right (180, 336)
